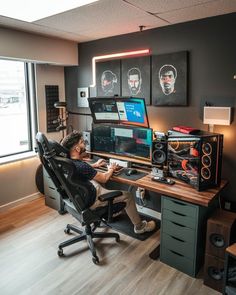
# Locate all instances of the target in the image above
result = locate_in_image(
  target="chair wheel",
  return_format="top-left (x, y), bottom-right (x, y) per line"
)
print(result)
top-left (92, 256), bottom-right (99, 264)
top-left (64, 228), bottom-right (70, 234)
top-left (116, 236), bottom-right (120, 242)
top-left (58, 249), bottom-right (64, 257)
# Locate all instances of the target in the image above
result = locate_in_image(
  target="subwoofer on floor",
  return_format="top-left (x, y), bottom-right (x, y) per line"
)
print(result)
top-left (152, 140), bottom-right (167, 167)
top-left (203, 209), bottom-right (236, 292)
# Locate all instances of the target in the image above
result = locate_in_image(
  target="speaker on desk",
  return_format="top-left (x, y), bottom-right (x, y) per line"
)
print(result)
top-left (82, 131), bottom-right (92, 152)
top-left (203, 209), bottom-right (236, 292)
top-left (152, 140), bottom-right (168, 167)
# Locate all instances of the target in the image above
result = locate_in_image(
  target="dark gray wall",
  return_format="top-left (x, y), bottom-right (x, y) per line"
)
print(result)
top-left (65, 13), bottom-right (236, 203)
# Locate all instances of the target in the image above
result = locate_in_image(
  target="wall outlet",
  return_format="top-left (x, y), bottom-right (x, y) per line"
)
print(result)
top-left (225, 201), bottom-right (231, 210)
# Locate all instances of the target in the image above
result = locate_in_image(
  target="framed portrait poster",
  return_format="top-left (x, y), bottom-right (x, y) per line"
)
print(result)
top-left (152, 51), bottom-right (188, 106)
top-left (121, 56), bottom-right (151, 105)
top-left (96, 60), bottom-right (121, 97)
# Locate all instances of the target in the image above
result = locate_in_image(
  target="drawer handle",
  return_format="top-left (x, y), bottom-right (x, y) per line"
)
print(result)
top-left (49, 196), bottom-right (56, 200)
top-left (170, 250), bottom-right (184, 257)
top-left (172, 211), bottom-right (186, 217)
top-left (172, 200), bottom-right (186, 206)
top-left (171, 221), bottom-right (186, 228)
top-left (49, 186), bottom-right (56, 190)
top-left (170, 235), bottom-right (185, 243)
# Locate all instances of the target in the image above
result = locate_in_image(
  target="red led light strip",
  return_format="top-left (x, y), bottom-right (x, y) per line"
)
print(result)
top-left (90, 48), bottom-right (150, 87)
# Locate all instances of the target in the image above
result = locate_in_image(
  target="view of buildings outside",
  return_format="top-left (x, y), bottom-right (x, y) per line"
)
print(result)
top-left (0, 60), bottom-right (30, 157)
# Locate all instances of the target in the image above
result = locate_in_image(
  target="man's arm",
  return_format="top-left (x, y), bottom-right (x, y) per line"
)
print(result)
top-left (93, 163), bottom-right (118, 184)
top-left (91, 158), bottom-right (107, 168)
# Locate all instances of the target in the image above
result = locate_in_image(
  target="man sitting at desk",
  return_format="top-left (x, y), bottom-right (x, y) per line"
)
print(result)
top-left (61, 130), bottom-right (156, 234)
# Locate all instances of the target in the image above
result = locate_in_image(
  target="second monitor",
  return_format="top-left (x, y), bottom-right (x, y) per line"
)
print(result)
top-left (88, 97), bottom-right (149, 128)
top-left (92, 123), bottom-right (152, 161)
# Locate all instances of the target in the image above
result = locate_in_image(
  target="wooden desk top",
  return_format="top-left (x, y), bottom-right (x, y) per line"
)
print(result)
top-left (90, 152), bottom-right (228, 207)
top-left (111, 173), bottom-right (228, 207)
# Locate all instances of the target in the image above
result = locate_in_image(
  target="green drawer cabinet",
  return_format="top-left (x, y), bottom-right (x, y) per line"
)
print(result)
top-left (160, 195), bottom-right (215, 277)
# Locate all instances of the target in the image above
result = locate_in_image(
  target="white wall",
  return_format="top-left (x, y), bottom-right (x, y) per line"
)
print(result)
top-left (0, 28), bottom-right (74, 209)
top-left (0, 27), bottom-right (78, 65)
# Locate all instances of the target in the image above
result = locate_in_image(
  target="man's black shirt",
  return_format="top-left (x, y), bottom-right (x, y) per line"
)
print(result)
top-left (72, 160), bottom-right (98, 208)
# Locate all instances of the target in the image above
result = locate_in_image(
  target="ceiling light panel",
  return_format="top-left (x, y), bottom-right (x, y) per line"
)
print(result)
top-left (0, 0), bottom-right (98, 22)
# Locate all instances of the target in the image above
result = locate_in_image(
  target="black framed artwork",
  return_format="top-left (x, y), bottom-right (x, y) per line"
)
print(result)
top-left (152, 51), bottom-right (188, 106)
top-left (121, 56), bottom-right (151, 105)
top-left (96, 60), bottom-right (121, 97)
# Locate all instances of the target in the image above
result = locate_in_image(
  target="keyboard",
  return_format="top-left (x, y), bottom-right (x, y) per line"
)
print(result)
top-left (97, 165), bottom-right (124, 175)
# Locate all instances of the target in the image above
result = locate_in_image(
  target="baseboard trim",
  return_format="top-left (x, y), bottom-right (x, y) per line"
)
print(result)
top-left (0, 193), bottom-right (42, 212)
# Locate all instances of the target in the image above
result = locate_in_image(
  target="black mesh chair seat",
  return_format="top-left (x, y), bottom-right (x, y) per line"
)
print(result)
top-left (36, 132), bottom-right (126, 264)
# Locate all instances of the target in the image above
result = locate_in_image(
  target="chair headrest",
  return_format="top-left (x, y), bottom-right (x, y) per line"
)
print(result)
top-left (48, 140), bottom-right (69, 158)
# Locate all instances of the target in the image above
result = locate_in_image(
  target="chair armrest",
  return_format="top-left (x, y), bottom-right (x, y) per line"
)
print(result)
top-left (98, 190), bottom-right (122, 202)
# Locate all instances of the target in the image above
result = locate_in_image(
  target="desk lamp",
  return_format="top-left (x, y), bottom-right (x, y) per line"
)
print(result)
top-left (203, 106), bottom-right (231, 132)
top-left (54, 101), bottom-right (67, 138)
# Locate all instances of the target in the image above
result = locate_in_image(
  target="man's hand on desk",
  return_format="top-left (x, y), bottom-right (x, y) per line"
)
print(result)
top-left (92, 158), bottom-right (107, 168)
top-left (107, 162), bottom-right (119, 173)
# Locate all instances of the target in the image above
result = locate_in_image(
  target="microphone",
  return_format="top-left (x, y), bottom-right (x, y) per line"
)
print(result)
top-left (53, 118), bottom-right (60, 124)
top-left (56, 125), bottom-right (66, 131)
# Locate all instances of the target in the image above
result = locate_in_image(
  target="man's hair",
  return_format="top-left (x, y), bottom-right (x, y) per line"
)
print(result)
top-left (101, 70), bottom-right (117, 83)
top-left (159, 64), bottom-right (177, 79)
top-left (61, 130), bottom-right (83, 150)
top-left (127, 67), bottom-right (141, 79)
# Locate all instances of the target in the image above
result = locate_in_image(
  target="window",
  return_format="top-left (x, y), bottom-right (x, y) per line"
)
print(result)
top-left (0, 59), bottom-right (37, 161)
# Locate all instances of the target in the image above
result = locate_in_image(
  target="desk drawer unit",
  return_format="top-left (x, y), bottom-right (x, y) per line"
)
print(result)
top-left (43, 168), bottom-right (63, 212)
top-left (160, 195), bottom-right (210, 277)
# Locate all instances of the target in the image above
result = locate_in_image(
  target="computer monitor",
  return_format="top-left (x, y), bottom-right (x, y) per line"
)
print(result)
top-left (88, 97), bottom-right (149, 128)
top-left (92, 123), bottom-right (152, 160)
top-left (88, 97), bottom-right (120, 124)
top-left (117, 97), bottom-right (149, 128)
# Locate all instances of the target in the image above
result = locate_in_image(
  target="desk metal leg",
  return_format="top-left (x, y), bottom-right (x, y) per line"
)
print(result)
top-left (149, 244), bottom-right (160, 260)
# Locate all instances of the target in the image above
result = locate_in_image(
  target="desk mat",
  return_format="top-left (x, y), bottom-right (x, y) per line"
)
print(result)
top-left (115, 169), bottom-right (148, 181)
top-left (108, 213), bottom-right (160, 241)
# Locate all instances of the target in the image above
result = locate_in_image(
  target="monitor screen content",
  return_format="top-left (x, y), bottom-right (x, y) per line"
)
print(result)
top-left (89, 99), bottom-right (119, 123)
top-left (92, 123), bottom-right (152, 160)
top-left (117, 98), bottom-right (149, 128)
top-left (88, 97), bottom-right (149, 128)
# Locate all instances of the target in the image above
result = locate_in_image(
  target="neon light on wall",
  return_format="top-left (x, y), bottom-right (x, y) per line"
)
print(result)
top-left (90, 48), bottom-right (150, 87)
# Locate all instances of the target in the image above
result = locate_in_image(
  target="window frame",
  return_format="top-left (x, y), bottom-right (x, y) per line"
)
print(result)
top-left (0, 60), bottom-right (38, 164)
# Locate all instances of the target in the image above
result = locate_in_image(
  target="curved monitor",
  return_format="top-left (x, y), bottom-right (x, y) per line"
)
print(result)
top-left (88, 97), bottom-right (149, 128)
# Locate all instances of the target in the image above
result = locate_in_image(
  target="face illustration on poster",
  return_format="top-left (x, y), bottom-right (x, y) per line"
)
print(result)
top-left (159, 64), bottom-right (177, 95)
top-left (151, 51), bottom-right (187, 106)
top-left (101, 70), bottom-right (118, 95)
top-left (127, 67), bottom-right (142, 95)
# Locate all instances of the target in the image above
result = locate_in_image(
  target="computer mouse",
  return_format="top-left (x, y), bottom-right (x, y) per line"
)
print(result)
top-left (126, 169), bottom-right (138, 176)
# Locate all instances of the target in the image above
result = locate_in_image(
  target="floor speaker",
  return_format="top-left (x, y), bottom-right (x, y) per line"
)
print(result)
top-left (204, 254), bottom-right (225, 292)
top-left (203, 209), bottom-right (236, 292)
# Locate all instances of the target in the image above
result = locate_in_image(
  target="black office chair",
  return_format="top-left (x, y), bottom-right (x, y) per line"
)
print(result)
top-left (36, 132), bottom-right (126, 264)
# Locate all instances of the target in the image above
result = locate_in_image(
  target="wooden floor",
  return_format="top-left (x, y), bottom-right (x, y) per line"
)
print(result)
top-left (0, 197), bottom-right (220, 295)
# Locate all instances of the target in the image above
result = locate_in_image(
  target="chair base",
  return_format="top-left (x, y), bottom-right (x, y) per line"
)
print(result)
top-left (57, 223), bottom-right (120, 264)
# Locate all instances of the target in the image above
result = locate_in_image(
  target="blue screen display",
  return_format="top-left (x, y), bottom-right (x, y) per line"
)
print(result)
top-left (88, 97), bottom-right (149, 128)
top-left (124, 102), bottom-right (144, 124)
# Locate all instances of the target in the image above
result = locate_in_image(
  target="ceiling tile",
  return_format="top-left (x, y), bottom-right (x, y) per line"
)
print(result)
top-left (156, 0), bottom-right (236, 24)
top-left (127, 0), bottom-right (211, 14)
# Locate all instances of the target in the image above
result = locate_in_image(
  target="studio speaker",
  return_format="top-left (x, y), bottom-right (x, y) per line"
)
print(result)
top-left (203, 209), bottom-right (236, 292)
top-left (204, 254), bottom-right (225, 292)
top-left (82, 131), bottom-right (92, 152)
top-left (205, 209), bottom-right (236, 259)
top-left (152, 140), bottom-right (167, 166)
